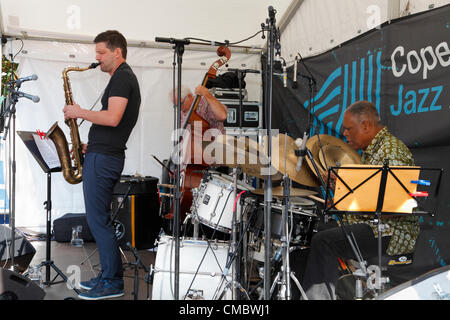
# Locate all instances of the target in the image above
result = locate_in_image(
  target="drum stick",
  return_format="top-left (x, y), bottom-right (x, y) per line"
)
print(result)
top-left (159, 192), bottom-right (174, 198)
top-left (158, 183), bottom-right (175, 189)
top-left (308, 195), bottom-right (325, 204)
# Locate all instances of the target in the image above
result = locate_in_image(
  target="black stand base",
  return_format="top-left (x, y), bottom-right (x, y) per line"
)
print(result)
top-left (35, 259), bottom-right (81, 295)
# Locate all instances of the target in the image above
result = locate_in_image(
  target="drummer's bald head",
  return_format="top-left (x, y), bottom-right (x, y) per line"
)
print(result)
top-left (345, 101), bottom-right (381, 125)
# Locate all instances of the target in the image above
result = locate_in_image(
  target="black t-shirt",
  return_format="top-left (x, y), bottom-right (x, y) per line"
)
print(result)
top-left (87, 62), bottom-right (141, 158)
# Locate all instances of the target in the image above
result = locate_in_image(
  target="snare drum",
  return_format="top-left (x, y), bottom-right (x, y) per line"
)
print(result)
top-left (152, 235), bottom-right (233, 300)
top-left (191, 173), bottom-right (254, 233)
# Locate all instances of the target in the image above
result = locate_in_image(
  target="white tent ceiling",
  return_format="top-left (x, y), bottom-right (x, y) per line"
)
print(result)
top-left (0, 0), bottom-right (294, 49)
top-left (1, 0), bottom-right (448, 61)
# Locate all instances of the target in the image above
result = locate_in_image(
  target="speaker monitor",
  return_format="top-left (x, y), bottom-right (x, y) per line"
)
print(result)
top-left (0, 268), bottom-right (45, 300)
top-left (0, 225), bottom-right (36, 273)
top-left (111, 176), bottom-right (162, 250)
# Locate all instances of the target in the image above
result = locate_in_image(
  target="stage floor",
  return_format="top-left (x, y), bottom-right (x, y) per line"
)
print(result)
top-left (28, 240), bottom-right (156, 300)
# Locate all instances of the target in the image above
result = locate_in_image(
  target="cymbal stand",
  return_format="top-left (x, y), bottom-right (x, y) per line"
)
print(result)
top-left (231, 166), bottom-right (240, 299)
top-left (277, 175), bottom-right (292, 299)
top-left (213, 204), bottom-right (255, 301)
top-left (260, 5), bottom-right (279, 300)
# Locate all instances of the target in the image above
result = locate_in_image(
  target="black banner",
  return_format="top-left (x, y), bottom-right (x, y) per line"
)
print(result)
top-left (269, 5), bottom-right (450, 271)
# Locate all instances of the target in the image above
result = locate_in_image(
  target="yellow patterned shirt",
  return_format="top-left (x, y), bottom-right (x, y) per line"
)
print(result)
top-left (341, 127), bottom-right (419, 256)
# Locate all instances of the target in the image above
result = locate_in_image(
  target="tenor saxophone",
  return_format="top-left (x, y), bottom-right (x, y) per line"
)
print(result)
top-left (46, 62), bottom-right (100, 184)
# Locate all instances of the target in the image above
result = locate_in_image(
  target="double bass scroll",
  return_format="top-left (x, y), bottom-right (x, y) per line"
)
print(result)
top-left (181, 45), bottom-right (231, 132)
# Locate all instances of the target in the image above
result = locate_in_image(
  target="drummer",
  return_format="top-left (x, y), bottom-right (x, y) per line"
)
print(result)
top-left (302, 100), bottom-right (418, 300)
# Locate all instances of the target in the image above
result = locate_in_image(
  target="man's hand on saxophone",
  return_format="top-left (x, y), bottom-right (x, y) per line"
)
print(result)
top-left (69, 143), bottom-right (87, 160)
top-left (63, 103), bottom-right (82, 120)
top-left (63, 97), bottom-right (127, 127)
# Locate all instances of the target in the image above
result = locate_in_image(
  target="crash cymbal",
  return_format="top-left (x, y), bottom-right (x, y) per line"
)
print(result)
top-left (251, 185), bottom-right (318, 197)
top-left (306, 134), bottom-right (361, 176)
top-left (262, 133), bottom-right (320, 187)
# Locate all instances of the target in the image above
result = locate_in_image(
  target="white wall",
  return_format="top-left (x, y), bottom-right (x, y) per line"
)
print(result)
top-left (8, 39), bottom-right (261, 228)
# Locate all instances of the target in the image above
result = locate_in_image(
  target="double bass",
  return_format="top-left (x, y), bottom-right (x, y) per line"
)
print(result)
top-left (163, 45), bottom-right (231, 223)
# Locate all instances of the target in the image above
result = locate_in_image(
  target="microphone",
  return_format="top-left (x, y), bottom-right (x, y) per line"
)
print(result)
top-left (268, 6), bottom-right (276, 21)
top-left (292, 55), bottom-right (298, 89)
top-left (155, 37), bottom-right (190, 45)
top-left (295, 131), bottom-right (308, 171)
top-left (15, 91), bottom-right (40, 103)
top-left (8, 74), bottom-right (38, 86)
top-left (282, 61), bottom-right (287, 88)
top-left (227, 68), bottom-right (260, 74)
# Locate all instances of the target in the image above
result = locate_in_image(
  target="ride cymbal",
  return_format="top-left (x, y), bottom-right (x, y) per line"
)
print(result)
top-left (305, 134), bottom-right (361, 176)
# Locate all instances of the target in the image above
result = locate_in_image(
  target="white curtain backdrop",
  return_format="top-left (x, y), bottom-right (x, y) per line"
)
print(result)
top-left (9, 40), bottom-right (261, 229)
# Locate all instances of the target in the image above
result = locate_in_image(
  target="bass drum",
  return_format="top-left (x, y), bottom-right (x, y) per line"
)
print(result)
top-left (377, 265), bottom-right (450, 300)
top-left (152, 235), bottom-right (233, 300)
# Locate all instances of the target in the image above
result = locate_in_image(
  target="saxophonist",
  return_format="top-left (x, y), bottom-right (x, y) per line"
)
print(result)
top-left (63, 30), bottom-right (141, 300)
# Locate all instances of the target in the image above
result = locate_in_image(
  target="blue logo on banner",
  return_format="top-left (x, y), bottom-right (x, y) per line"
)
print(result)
top-left (304, 51), bottom-right (382, 138)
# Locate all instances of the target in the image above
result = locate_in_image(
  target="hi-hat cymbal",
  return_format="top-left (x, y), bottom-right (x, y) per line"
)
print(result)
top-left (306, 134), bottom-right (361, 176)
top-left (251, 185), bottom-right (318, 197)
top-left (262, 133), bottom-right (320, 187)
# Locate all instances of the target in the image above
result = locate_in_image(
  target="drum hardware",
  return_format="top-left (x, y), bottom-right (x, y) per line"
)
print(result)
top-left (125, 242), bottom-right (152, 300)
top-left (276, 173), bottom-right (307, 300)
top-left (212, 199), bottom-right (257, 301)
top-left (231, 167), bottom-right (239, 299)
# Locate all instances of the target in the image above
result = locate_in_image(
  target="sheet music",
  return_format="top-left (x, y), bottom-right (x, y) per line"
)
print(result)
top-left (32, 133), bottom-right (61, 169)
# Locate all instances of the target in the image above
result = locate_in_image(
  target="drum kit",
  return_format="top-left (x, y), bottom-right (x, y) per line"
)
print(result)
top-left (153, 132), bottom-right (361, 300)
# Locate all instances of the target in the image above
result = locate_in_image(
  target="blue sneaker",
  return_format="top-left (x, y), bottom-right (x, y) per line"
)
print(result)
top-left (79, 273), bottom-right (102, 290)
top-left (78, 280), bottom-right (124, 300)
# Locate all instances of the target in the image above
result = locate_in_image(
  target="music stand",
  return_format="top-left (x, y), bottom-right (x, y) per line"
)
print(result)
top-left (324, 161), bottom-right (443, 294)
top-left (17, 130), bottom-right (81, 295)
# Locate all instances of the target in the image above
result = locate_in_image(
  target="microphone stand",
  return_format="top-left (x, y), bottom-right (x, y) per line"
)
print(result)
top-left (260, 6), bottom-right (279, 300)
top-left (2, 41), bottom-right (20, 271)
top-left (155, 36), bottom-right (190, 300)
top-left (2, 83), bottom-right (17, 272)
